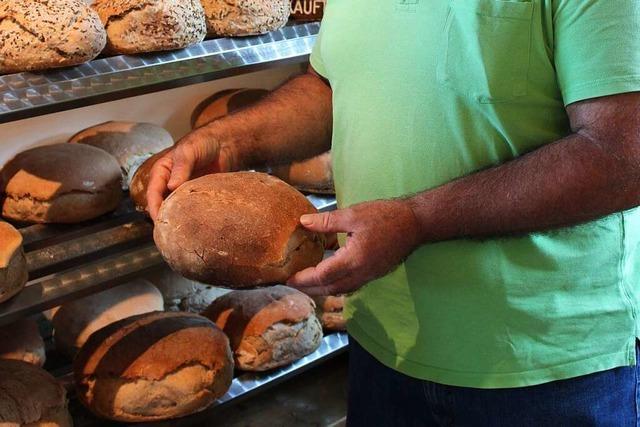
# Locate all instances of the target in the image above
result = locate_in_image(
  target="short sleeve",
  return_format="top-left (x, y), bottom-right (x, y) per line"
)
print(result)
top-left (309, 23), bottom-right (329, 78)
top-left (553, 0), bottom-right (640, 105)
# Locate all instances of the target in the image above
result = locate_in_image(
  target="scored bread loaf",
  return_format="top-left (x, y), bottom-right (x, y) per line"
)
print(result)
top-left (93, 0), bottom-right (207, 54)
top-left (154, 172), bottom-right (325, 287)
top-left (129, 147), bottom-right (172, 213)
top-left (0, 0), bottom-right (106, 74)
top-left (0, 359), bottom-right (72, 427)
top-left (191, 88), bottom-right (269, 129)
top-left (312, 295), bottom-right (346, 331)
top-left (74, 311), bottom-right (233, 422)
top-left (0, 221), bottom-right (27, 304)
top-left (52, 279), bottom-right (163, 358)
top-left (1, 143), bottom-right (122, 224)
top-left (271, 151), bottom-right (334, 194)
top-left (0, 317), bottom-right (46, 367)
top-left (201, 0), bottom-right (289, 37)
top-left (202, 285), bottom-right (323, 371)
top-left (69, 121), bottom-right (174, 190)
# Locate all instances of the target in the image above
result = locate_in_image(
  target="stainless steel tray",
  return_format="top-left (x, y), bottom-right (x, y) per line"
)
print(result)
top-left (0, 22), bottom-right (319, 123)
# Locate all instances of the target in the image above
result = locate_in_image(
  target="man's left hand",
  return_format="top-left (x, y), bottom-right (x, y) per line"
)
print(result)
top-left (287, 199), bottom-right (422, 296)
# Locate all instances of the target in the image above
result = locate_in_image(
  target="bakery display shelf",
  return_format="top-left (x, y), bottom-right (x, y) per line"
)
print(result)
top-left (64, 332), bottom-right (349, 427)
top-left (0, 22), bottom-right (320, 124)
top-left (0, 193), bottom-right (336, 327)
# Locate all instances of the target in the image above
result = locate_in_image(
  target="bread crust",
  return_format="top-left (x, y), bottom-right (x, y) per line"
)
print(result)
top-left (154, 172), bottom-right (325, 287)
top-left (312, 295), bottom-right (346, 331)
top-left (93, 0), bottom-right (207, 54)
top-left (202, 285), bottom-right (323, 371)
top-left (0, 318), bottom-right (46, 367)
top-left (0, 360), bottom-right (71, 427)
top-left (0, 221), bottom-right (27, 304)
top-left (191, 88), bottom-right (269, 129)
top-left (74, 311), bottom-right (233, 422)
top-left (271, 152), bottom-right (335, 194)
top-left (1, 143), bottom-right (122, 223)
top-left (201, 0), bottom-right (289, 37)
top-left (0, 0), bottom-right (106, 74)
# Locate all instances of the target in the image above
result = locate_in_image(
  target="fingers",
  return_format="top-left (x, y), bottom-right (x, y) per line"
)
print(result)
top-left (300, 210), bottom-right (353, 234)
top-left (287, 246), bottom-right (354, 288)
top-left (167, 144), bottom-right (196, 191)
top-left (146, 155), bottom-right (173, 221)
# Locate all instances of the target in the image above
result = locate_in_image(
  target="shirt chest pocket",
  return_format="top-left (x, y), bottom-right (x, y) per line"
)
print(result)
top-left (437, 0), bottom-right (534, 103)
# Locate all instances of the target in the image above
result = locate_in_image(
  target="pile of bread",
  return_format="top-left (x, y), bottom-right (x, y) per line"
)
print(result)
top-left (0, 0), bottom-right (295, 75)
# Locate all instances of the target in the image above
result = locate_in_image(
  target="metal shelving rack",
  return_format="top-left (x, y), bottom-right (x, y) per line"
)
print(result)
top-left (0, 21), bottom-right (348, 426)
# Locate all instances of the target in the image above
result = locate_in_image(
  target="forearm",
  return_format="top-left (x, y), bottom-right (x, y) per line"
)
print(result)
top-left (200, 71), bottom-right (333, 171)
top-left (408, 131), bottom-right (640, 243)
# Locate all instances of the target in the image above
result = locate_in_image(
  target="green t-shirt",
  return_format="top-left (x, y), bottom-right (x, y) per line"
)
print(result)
top-left (311, 0), bottom-right (640, 388)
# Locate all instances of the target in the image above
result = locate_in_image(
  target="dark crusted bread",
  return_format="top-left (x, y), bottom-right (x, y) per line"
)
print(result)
top-left (0, 359), bottom-right (72, 427)
top-left (0, 317), bottom-right (46, 367)
top-left (154, 172), bottom-right (325, 287)
top-left (191, 88), bottom-right (270, 129)
top-left (0, 0), bottom-right (106, 74)
top-left (271, 151), bottom-right (335, 194)
top-left (69, 121), bottom-right (174, 190)
top-left (92, 0), bottom-right (207, 54)
top-left (202, 285), bottom-right (323, 371)
top-left (74, 311), bottom-right (233, 422)
top-left (1, 143), bottom-right (122, 223)
top-left (0, 221), bottom-right (27, 303)
top-left (201, 0), bottom-right (289, 37)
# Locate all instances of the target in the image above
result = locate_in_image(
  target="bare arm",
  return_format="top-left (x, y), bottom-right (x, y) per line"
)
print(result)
top-left (147, 66), bottom-right (332, 219)
top-left (289, 92), bottom-right (640, 295)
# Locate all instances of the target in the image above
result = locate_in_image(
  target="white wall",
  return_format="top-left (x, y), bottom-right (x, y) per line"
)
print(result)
top-left (0, 65), bottom-right (302, 167)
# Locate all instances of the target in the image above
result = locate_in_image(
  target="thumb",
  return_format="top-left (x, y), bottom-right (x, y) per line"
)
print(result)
top-left (167, 145), bottom-right (195, 190)
top-left (300, 210), bottom-right (351, 233)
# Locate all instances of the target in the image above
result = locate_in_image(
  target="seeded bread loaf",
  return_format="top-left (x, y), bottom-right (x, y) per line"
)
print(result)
top-left (1, 143), bottom-right (122, 224)
top-left (0, 318), bottom-right (46, 367)
top-left (0, 221), bottom-right (27, 304)
top-left (154, 172), bottom-right (324, 287)
top-left (93, 0), bottom-right (207, 54)
top-left (0, 0), bottom-right (106, 74)
top-left (74, 311), bottom-right (233, 422)
top-left (0, 359), bottom-right (72, 427)
top-left (69, 121), bottom-right (174, 190)
top-left (201, 0), bottom-right (289, 37)
top-left (202, 285), bottom-right (323, 371)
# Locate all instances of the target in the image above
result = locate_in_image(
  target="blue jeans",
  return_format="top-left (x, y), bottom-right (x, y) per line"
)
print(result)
top-left (347, 337), bottom-right (640, 427)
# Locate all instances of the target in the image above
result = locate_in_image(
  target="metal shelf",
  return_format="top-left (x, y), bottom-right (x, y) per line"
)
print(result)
top-left (0, 22), bottom-right (319, 124)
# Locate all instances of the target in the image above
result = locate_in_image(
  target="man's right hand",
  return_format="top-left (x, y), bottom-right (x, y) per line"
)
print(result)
top-left (146, 125), bottom-right (237, 220)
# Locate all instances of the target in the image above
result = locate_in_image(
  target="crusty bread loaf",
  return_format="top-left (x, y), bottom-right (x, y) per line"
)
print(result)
top-left (129, 147), bottom-right (172, 213)
top-left (154, 172), bottom-right (324, 287)
top-left (0, 0), bottom-right (106, 74)
top-left (201, 0), bottom-right (289, 37)
top-left (74, 311), bottom-right (233, 422)
top-left (191, 88), bottom-right (270, 129)
top-left (0, 221), bottom-right (27, 304)
top-left (0, 318), bottom-right (46, 367)
top-left (69, 121), bottom-right (174, 190)
top-left (271, 151), bottom-right (334, 194)
top-left (1, 143), bottom-right (122, 224)
top-left (52, 279), bottom-right (163, 358)
top-left (93, 0), bottom-right (207, 54)
top-left (0, 359), bottom-right (72, 427)
top-left (312, 295), bottom-right (346, 331)
top-left (147, 266), bottom-right (230, 312)
top-left (202, 285), bottom-right (322, 371)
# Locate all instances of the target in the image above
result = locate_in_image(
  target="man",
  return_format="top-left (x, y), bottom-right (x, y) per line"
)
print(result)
top-left (148, 0), bottom-right (640, 425)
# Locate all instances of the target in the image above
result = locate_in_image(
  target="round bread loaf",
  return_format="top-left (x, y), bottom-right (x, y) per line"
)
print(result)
top-left (271, 151), bottom-right (334, 194)
top-left (52, 279), bottom-right (163, 358)
top-left (1, 144), bottom-right (122, 224)
top-left (191, 88), bottom-right (270, 129)
top-left (69, 121), bottom-right (174, 190)
top-left (0, 0), bottom-right (106, 74)
top-left (202, 285), bottom-right (323, 371)
top-left (0, 221), bottom-right (27, 304)
top-left (129, 147), bottom-right (172, 212)
top-left (74, 311), bottom-right (233, 422)
top-left (93, 0), bottom-right (207, 54)
top-left (201, 0), bottom-right (289, 37)
top-left (0, 359), bottom-right (72, 427)
top-left (154, 172), bottom-right (325, 287)
top-left (312, 295), bottom-right (346, 331)
top-left (0, 318), bottom-right (46, 367)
